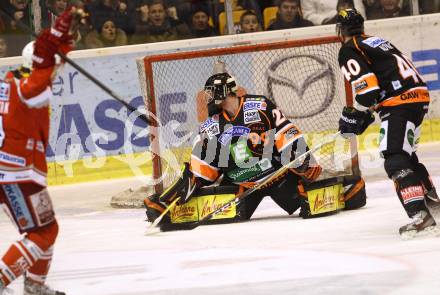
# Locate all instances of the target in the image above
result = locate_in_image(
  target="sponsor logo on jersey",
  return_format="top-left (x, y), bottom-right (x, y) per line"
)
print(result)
top-left (244, 110), bottom-right (261, 124)
top-left (0, 82), bottom-right (10, 102)
top-left (392, 80), bottom-right (402, 90)
top-left (400, 185), bottom-right (424, 204)
top-left (227, 158), bottom-right (273, 183)
top-left (0, 151), bottom-right (26, 167)
top-left (200, 117), bottom-right (220, 139)
top-left (243, 101), bottom-right (267, 112)
top-left (36, 141), bottom-right (45, 153)
top-left (200, 117), bottom-right (218, 131)
top-left (3, 184), bottom-right (35, 231)
top-left (219, 126), bottom-right (250, 145)
top-left (205, 123), bottom-right (220, 139)
top-left (400, 91), bottom-right (419, 100)
top-left (362, 37), bottom-right (387, 48)
top-left (26, 139), bottom-right (34, 151)
top-left (283, 126), bottom-right (300, 141)
top-left (354, 80), bottom-right (368, 92)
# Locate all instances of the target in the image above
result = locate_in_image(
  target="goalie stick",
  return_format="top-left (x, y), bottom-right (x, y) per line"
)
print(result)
top-left (145, 197), bottom-right (180, 235)
top-left (150, 131), bottom-right (341, 233)
top-left (0, 7), bottom-right (154, 126)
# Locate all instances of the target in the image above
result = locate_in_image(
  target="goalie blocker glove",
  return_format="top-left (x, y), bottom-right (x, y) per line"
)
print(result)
top-left (338, 107), bottom-right (374, 138)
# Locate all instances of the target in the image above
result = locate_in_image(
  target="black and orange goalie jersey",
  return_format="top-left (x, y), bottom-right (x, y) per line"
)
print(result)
top-left (338, 35), bottom-right (429, 111)
top-left (190, 95), bottom-right (321, 188)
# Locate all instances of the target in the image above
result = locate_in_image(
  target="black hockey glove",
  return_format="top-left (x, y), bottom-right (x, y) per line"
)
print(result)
top-left (338, 107), bottom-right (375, 138)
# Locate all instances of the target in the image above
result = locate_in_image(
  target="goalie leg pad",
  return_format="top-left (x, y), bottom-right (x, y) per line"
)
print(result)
top-left (159, 162), bottom-right (198, 204)
top-left (268, 172), bottom-right (302, 215)
top-left (299, 178), bottom-right (344, 219)
top-left (144, 193), bottom-right (170, 224)
top-left (343, 175), bottom-right (367, 210)
top-left (160, 186), bottom-right (241, 231)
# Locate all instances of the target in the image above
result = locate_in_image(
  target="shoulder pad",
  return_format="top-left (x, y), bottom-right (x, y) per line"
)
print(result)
top-left (361, 36), bottom-right (388, 48)
top-left (0, 80), bottom-right (11, 102)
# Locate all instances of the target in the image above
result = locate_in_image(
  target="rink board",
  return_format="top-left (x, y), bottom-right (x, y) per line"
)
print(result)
top-left (0, 14), bottom-right (439, 185)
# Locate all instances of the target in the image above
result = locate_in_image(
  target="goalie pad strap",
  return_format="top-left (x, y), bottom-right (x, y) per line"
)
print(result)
top-left (344, 178), bottom-right (365, 202)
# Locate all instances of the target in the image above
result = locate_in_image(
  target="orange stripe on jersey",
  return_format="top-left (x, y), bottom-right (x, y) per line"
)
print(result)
top-left (353, 36), bottom-right (372, 64)
top-left (275, 125), bottom-right (302, 152)
top-left (377, 88), bottom-right (430, 108)
top-left (352, 73), bottom-right (379, 96)
top-left (190, 155), bottom-right (219, 182)
top-left (223, 97), bottom-right (244, 122)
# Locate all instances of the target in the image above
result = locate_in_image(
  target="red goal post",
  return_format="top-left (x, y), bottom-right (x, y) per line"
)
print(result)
top-left (137, 35), bottom-right (359, 194)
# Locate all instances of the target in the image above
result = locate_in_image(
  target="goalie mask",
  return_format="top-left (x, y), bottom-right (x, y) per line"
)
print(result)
top-left (336, 8), bottom-right (364, 40)
top-left (204, 73), bottom-right (238, 107)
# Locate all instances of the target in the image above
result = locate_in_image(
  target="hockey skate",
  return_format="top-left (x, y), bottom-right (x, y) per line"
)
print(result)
top-left (424, 189), bottom-right (440, 224)
top-left (399, 210), bottom-right (439, 239)
top-left (24, 277), bottom-right (65, 295)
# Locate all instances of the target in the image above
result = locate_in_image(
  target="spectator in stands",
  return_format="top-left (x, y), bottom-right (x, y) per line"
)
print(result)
top-left (130, 0), bottom-right (190, 44)
top-left (301, 0), bottom-right (366, 25)
top-left (214, 0), bottom-right (263, 28)
top-left (188, 5), bottom-right (217, 38)
top-left (42, 0), bottom-right (68, 29)
top-left (368, 0), bottom-right (409, 19)
top-left (419, 0), bottom-right (440, 14)
top-left (323, 0), bottom-right (356, 24)
top-left (2, 0), bottom-right (33, 56)
top-left (0, 14), bottom-right (6, 32)
top-left (134, 0), bottom-right (150, 35)
top-left (87, 0), bottom-right (136, 37)
top-left (83, 17), bottom-right (128, 49)
top-left (267, 0), bottom-right (313, 31)
top-left (239, 10), bottom-right (262, 33)
top-left (0, 37), bottom-right (8, 58)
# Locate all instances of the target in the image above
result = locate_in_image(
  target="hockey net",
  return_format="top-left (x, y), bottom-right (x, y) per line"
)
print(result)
top-left (136, 36), bottom-right (359, 195)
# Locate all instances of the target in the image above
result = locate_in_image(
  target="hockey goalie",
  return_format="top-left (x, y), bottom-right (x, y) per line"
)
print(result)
top-left (144, 72), bottom-right (367, 231)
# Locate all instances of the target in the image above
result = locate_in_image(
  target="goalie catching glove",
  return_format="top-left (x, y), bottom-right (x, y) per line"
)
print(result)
top-left (338, 107), bottom-right (374, 138)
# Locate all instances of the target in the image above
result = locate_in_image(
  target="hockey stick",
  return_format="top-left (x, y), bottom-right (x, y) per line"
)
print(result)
top-left (183, 131), bottom-right (342, 231)
top-left (145, 197), bottom-right (180, 235)
top-left (0, 7), bottom-right (154, 125)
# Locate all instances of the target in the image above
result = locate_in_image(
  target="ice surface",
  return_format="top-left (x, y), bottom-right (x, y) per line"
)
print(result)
top-left (1, 143), bottom-right (440, 295)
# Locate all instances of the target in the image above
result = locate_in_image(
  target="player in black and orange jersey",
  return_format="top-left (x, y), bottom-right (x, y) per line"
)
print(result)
top-left (336, 8), bottom-right (439, 237)
top-left (145, 72), bottom-right (367, 230)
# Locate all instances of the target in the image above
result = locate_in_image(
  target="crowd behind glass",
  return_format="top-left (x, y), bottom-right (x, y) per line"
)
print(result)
top-left (0, 0), bottom-right (439, 57)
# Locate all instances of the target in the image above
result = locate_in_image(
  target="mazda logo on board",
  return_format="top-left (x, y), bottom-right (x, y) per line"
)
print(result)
top-left (266, 54), bottom-right (336, 119)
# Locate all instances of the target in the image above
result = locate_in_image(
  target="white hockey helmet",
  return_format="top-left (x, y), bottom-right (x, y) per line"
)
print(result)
top-left (21, 41), bottom-right (35, 70)
top-left (21, 41), bottom-right (62, 70)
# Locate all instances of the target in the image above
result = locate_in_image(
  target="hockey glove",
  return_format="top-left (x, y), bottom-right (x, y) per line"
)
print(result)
top-left (32, 7), bottom-right (84, 69)
top-left (338, 107), bottom-right (375, 138)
